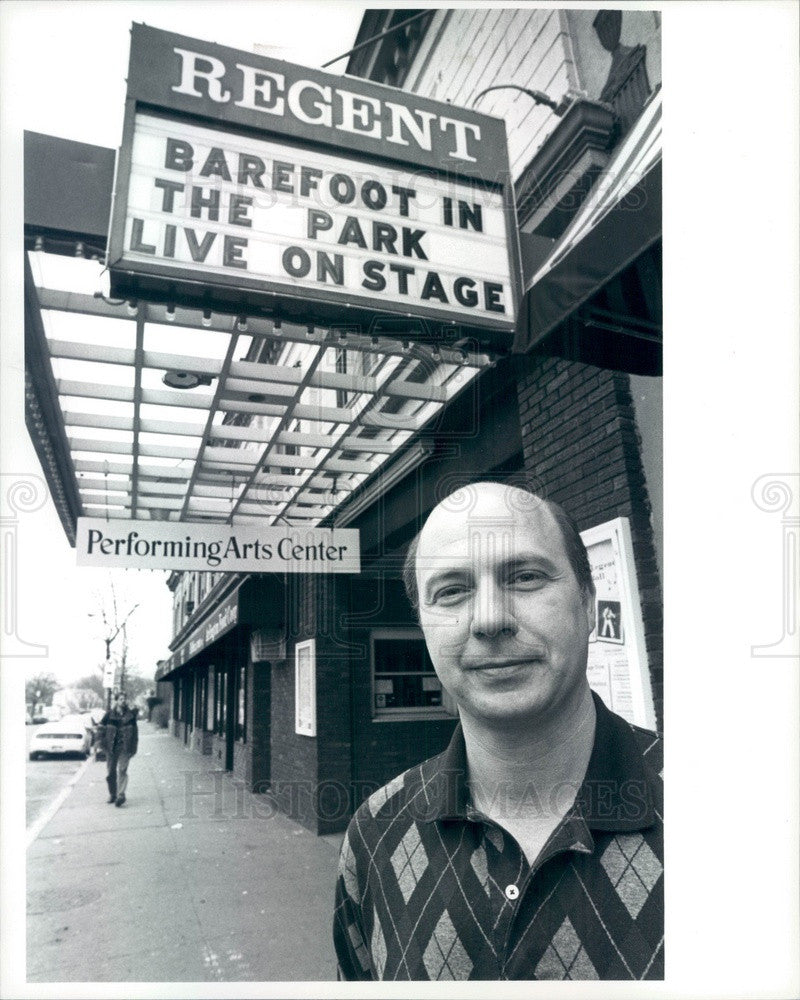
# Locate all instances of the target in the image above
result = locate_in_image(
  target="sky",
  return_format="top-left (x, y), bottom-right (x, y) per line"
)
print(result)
top-left (0, 0), bottom-right (369, 689)
top-left (4, 1), bottom-right (368, 148)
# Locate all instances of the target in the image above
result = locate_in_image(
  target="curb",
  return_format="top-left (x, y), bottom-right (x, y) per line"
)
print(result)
top-left (26, 755), bottom-right (93, 850)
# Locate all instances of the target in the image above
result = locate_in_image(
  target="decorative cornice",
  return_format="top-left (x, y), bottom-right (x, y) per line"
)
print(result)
top-left (515, 99), bottom-right (619, 238)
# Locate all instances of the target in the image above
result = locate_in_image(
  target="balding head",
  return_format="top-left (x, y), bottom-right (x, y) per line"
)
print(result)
top-left (406, 481), bottom-right (596, 729)
top-left (403, 482), bottom-right (594, 611)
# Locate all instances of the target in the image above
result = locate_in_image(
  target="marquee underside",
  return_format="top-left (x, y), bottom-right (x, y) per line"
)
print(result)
top-left (25, 249), bottom-right (490, 544)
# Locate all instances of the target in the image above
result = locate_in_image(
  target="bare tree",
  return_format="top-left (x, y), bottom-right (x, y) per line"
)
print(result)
top-left (89, 577), bottom-right (141, 708)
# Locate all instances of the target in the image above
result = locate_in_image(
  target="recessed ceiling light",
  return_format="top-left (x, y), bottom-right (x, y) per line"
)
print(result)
top-left (162, 371), bottom-right (213, 390)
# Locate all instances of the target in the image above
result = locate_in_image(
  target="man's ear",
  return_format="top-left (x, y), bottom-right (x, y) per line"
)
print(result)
top-left (583, 591), bottom-right (596, 634)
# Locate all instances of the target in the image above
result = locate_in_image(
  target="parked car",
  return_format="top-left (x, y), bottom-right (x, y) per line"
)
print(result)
top-left (29, 716), bottom-right (92, 760)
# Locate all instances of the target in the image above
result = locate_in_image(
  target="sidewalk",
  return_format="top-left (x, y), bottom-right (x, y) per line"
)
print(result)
top-left (27, 722), bottom-right (343, 982)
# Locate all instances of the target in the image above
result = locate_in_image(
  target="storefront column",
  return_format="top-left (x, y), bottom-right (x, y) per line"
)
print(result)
top-left (170, 680), bottom-right (180, 738)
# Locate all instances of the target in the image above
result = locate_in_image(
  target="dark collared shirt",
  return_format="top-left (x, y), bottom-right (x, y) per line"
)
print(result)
top-left (334, 694), bottom-right (663, 980)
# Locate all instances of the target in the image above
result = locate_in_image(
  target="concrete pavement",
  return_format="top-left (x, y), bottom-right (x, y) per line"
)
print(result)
top-left (27, 722), bottom-right (344, 982)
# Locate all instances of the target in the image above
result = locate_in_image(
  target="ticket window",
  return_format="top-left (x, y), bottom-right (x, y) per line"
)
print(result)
top-left (371, 629), bottom-right (456, 719)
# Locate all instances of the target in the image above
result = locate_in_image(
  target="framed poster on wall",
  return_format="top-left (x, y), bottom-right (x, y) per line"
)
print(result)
top-left (294, 639), bottom-right (317, 737)
top-left (580, 517), bottom-right (656, 730)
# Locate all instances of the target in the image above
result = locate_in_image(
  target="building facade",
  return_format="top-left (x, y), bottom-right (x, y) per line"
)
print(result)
top-left (152, 7), bottom-right (663, 834)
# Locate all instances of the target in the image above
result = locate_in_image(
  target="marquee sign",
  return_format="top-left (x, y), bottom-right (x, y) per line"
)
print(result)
top-left (108, 24), bottom-right (521, 343)
top-left (76, 517), bottom-right (360, 573)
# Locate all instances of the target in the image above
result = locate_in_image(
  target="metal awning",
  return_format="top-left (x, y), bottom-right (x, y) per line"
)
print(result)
top-left (25, 249), bottom-right (490, 542)
top-left (513, 87), bottom-right (662, 354)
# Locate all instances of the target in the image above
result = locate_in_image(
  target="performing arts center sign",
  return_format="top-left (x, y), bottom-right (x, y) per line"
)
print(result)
top-left (107, 24), bottom-right (521, 344)
top-left (76, 518), bottom-right (360, 574)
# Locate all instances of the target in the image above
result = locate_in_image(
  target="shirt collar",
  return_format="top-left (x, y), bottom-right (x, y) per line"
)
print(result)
top-left (417, 691), bottom-right (655, 833)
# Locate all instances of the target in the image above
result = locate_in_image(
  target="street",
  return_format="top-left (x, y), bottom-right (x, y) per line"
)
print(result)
top-left (25, 726), bottom-right (91, 829)
top-left (26, 721), bottom-right (342, 981)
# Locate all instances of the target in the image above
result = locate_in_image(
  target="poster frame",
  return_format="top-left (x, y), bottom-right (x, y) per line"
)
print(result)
top-left (581, 515), bottom-right (657, 730)
top-left (294, 637), bottom-right (317, 737)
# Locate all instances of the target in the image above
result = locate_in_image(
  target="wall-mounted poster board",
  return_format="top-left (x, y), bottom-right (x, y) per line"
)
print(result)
top-left (295, 639), bottom-right (317, 737)
top-left (580, 517), bottom-right (656, 730)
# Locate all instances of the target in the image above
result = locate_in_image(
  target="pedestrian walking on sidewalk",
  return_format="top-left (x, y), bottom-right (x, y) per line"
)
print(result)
top-left (99, 691), bottom-right (138, 807)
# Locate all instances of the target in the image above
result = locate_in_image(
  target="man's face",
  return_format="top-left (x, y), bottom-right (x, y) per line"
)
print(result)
top-left (415, 483), bottom-right (594, 729)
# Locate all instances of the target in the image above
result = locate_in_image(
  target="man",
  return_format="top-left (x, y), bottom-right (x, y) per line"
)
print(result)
top-left (334, 482), bottom-right (662, 980)
top-left (99, 690), bottom-right (138, 807)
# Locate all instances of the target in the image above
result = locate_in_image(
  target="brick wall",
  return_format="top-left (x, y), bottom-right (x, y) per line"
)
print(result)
top-left (350, 714), bottom-right (457, 807)
top-left (269, 575), bottom-right (368, 834)
top-left (270, 655), bottom-right (317, 829)
top-left (313, 577), bottom-right (355, 834)
top-left (347, 577), bottom-right (457, 807)
top-left (516, 354), bottom-right (663, 728)
top-left (247, 661), bottom-right (271, 794)
top-left (270, 574), bottom-right (324, 832)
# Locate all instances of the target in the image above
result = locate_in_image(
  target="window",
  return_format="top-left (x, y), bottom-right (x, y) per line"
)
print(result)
top-left (236, 663), bottom-right (246, 742)
top-left (371, 629), bottom-right (456, 719)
